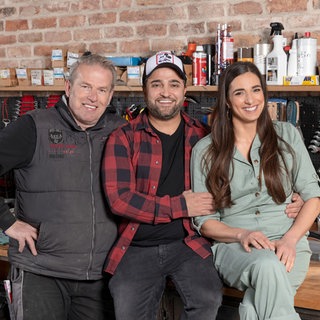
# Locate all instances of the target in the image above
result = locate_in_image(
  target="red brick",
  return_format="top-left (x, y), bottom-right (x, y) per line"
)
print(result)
top-left (18, 32), bottom-right (43, 43)
top-left (88, 42), bottom-right (117, 55)
top-left (188, 3), bottom-right (224, 19)
top-left (136, 24), bottom-right (167, 37)
top-left (150, 39), bottom-right (187, 54)
top-left (267, 0), bottom-right (307, 13)
top-left (88, 13), bottom-right (117, 25)
top-left (74, 29), bottom-right (101, 41)
top-left (5, 19), bottom-right (28, 31)
top-left (44, 31), bottom-right (72, 43)
top-left (102, 0), bottom-right (132, 9)
top-left (70, 1), bottom-right (101, 12)
top-left (103, 26), bottom-right (134, 38)
top-left (136, 0), bottom-right (186, 4)
top-left (120, 39), bottom-right (149, 54)
top-left (32, 17), bottom-right (57, 29)
top-left (230, 2), bottom-right (263, 15)
top-left (120, 7), bottom-right (186, 23)
top-left (169, 23), bottom-right (205, 37)
top-left (59, 16), bottom-right (86, 28)
top-left (0, 7), bottom-right (16, 18)
top-left (7, 46), bottom-right (32, 58)
top-left (0, 35), bottom-right (16, 45)
top-left (19, 5), bottom-right (40, 17)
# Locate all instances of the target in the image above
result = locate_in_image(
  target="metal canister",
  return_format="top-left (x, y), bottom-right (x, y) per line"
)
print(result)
top-left (254, 43), bottom-right (271, 75)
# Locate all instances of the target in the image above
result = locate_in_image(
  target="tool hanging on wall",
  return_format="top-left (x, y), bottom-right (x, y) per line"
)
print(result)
top-left (308, 121), bottom-right (320, 153)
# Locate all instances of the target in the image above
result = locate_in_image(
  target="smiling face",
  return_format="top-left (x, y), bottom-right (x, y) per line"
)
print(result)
top-left (227, 71), bottom-right (265, 127)
top-left (65, 64), bottom-right (114, 130)
top-left (144, 67), bottom-right (187, 122)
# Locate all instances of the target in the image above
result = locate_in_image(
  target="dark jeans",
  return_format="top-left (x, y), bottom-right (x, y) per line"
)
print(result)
top-left (109, 240), bottom-right (223, 320)
top-left (10, 267), bottom-right (115, 320)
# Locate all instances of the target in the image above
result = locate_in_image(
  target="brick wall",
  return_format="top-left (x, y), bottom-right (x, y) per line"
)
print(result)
top-left (0, 0), bottom-right (319, 68)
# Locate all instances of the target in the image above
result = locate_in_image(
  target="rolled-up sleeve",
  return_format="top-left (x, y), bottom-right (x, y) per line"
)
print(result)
top-left (191, 135), bottom-right (220, 234)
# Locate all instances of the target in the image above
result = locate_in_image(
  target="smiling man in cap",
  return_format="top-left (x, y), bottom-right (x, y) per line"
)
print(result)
top-left (101, 51), bottom-right (223, 319)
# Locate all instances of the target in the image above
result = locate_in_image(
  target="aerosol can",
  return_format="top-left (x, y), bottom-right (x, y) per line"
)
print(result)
top-left (192, 45), bottom-right (207, 86)
top-left (266, 22), bottom-right (287, 85)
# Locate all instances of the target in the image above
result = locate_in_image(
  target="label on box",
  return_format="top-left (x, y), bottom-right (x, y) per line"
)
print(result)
top-left (127, 66), bottom-right (141, 79)
top-left (283, 75), bottom-right (319, 85)
top-left (67, 51), bottom-right (80, 68)
top-left (0, 69), bottom-right (11, 79)
top-left (16, 68), bottom-right (28, 79)
top-left (53, 68), bottom-right (65, 79)
top-left (43, 70), bottom-right (54, 85)
top-left (52, 49), bottom-right (64, 61)
top-left (31, 70), bottom-right (42, 86)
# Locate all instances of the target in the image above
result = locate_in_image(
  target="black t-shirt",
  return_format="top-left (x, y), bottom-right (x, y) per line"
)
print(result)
top-left (132, 119), bottom-right (186, 246)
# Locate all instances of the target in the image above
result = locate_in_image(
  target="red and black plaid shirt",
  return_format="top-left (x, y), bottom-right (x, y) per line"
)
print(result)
top-left (102, 110), bottom-right (212, 275)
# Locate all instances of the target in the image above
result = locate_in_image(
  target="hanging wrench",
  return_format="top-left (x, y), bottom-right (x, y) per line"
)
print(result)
top-left (308, 145), bottom-right (320, 153)
top-left (310, 140), bottom-right (320, 146)
top-left (2, 119), bottom-right (10, 127)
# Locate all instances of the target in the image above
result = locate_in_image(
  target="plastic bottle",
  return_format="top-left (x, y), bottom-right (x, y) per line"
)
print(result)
top-left (266, 22), bottom-right (287, 85)
top-left (297, 32), bottom-right (317, 76)
top-left (287, 33), bottom-right (298, 76)
top-left (192, 45), bottom-right (207, 86)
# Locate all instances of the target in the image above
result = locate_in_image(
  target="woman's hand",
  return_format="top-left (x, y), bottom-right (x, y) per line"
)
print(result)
top-left (239, 230), bottom-right (275, 252)
top-left (273, 237), bottom-right (297, 272)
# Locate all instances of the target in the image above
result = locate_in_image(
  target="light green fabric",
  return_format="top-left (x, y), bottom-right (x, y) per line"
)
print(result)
top-left (191, 121), bottom-right (320, 320)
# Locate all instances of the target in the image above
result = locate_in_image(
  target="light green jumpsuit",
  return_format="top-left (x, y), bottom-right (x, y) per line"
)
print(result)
top-left (191, 121), bottom-right (320, 320)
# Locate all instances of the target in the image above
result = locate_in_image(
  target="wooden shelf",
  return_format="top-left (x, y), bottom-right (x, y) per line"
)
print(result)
top-left (0, 85), bottom-right (319, 93)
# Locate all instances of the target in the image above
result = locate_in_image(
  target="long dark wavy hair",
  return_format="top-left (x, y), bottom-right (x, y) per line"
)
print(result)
top-left (203, 61), bottom-right (294, 208)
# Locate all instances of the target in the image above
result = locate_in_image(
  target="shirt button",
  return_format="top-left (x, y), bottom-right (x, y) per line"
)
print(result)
top-left (156, 140), bottom-right (160, 144)
top-left (131, 227), bottom-right (135, 231)
top-left (155, 160), bottom-right (159, 165)
top-left (253, 159), bottom-right (259, 164)
top-left (121, 246), bottom-right (126, 250)
top-left (255, 210), bottom-right (260, 215)
top-left (255, 192), bottom-right (260, 197)
top-left (152, 185), bottom-right (156, 189)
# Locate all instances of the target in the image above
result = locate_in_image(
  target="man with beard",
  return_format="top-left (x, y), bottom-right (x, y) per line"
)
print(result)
top-left (101, 51), bottom-right (223, 320)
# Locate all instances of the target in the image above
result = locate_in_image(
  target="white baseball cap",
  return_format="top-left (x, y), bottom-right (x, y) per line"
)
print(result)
top-left (143, 51), bottom-right (187, 84)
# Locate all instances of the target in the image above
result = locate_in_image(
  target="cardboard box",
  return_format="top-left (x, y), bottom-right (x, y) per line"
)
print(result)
top-left (126, 65), bottom-right (144, 86)
top-left (51, 49), bottom-right (66, 68)
top-left (67, 51), bottom-right (80, 68)
top-left (16, 68), bottom-right (31, 86)
top-left (184, 64), bottom-right (192, 86)
top-left (43, 69), bottom-right (54, 86)
top-left (0, 68), bottom-right (18, 86)
top-left (283, 75), bottom-right (319, 85)
top-left (31, 69), bottom-right (43, 86)
top-left (53, 67), bottom-right (67, 86)
top-left (115, 66), bottom-right (126, 85)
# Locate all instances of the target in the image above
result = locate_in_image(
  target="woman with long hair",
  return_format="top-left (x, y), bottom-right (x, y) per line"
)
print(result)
top-left (191, 61), bottom-right (320, 320)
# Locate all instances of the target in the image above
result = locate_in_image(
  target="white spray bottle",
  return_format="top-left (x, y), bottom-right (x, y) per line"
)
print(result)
top-left (287, 33), bottom-right (298, 77)
top-left (266, 22), bottom-right (287, 85)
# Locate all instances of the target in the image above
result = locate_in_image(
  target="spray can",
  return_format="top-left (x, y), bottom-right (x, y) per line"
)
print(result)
top-left (297, 32), bottom-right (317, 76)
top-left (203, 44), bottom-right (215, 85)
top-left (214, 24), bottom-right (222, 84)
top-left (266, 22), bottom-right (287, 85)
top-left (221, 24), bottom-right (234, 70)
top-left (192, 45), bottom-right (207, 86)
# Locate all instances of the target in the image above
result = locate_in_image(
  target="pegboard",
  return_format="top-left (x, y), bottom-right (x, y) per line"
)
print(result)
top-left (282, 96), bottom-right (320, 173)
